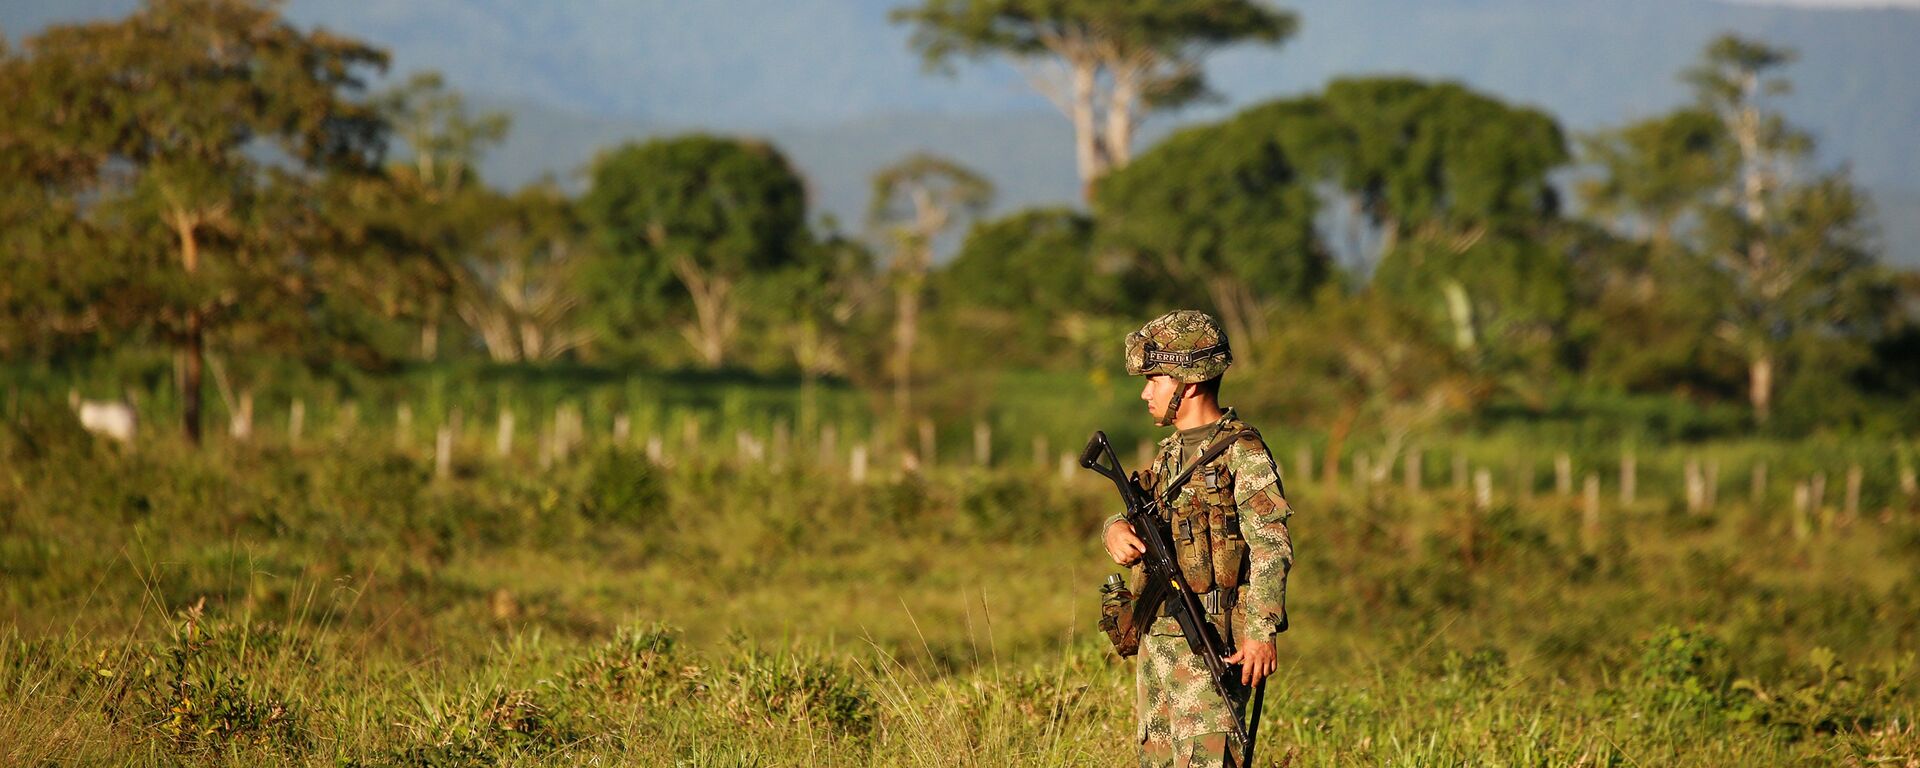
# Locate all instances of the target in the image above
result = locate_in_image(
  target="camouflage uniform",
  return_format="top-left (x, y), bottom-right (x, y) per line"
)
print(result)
top-left (1111, 311), bottom-right (1295, 768)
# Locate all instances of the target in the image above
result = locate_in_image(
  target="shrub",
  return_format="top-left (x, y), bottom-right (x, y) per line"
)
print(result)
top-left (579, 449), bottom-right (665, 527)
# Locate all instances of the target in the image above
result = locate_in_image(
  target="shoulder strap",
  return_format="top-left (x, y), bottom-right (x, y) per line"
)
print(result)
top-left (1160, 424), bottom-right (1252, 505)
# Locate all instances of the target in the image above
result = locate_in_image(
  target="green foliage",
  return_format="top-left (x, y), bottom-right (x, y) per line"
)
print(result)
top-left (1096, 97), bottom-right (1331, 336)
top-left (578, 449), bottom-right (665, 528)
top-left (580, 134), bottom-right (811, 365)
top-left (893, 0), bottom-right (1294, 108)
top-left (3, 425), bottom-right (1919, 765)
top-left (90, 603), bottom-right (307, 757)
top-left (932, 208), bottom-right (1120, 370)
top-left (1319, 77), bottom-right (1569, 230)
top-left (0, 0), bottom-right (427, 440)
top-left (1578, 108), bottom-right (1733, 242)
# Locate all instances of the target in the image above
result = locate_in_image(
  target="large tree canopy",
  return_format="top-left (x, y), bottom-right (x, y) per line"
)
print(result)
top-left (580, 135), bottom-right (810, 366)
top-left (1095, 97), bottom-right (1332, 356)
top-left (0, 0), bottom-right (394, 441)
top-left (1317, 77), bottom-right (1568, 244)
top-left (894, 0), bottom-right (1295, 197)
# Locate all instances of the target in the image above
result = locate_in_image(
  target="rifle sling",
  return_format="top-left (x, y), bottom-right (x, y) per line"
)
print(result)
top-left (1159, 425), bottom-right (1252, 508)
top-left (1131, 424), bottom-right (1255, 621)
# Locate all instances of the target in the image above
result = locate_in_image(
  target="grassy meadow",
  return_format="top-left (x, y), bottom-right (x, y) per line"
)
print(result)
top-left (2, 372), bottom-right (1918, 767)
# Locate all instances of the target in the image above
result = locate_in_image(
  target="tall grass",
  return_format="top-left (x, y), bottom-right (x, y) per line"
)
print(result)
top-left (2, 398), bottom-right (1917, 765)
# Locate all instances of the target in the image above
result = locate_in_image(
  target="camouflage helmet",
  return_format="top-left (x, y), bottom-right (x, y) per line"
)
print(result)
top-left (1125, 310), bottom-right (1232, 384)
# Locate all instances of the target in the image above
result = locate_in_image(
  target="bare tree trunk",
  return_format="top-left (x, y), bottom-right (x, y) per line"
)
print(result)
top-left (1104, 63), bottom-right (1140, 171)
top-left (672, 255), bottom-right (735, 367)
top-left (1750, 352), bottom-right (1774, 426)
top-left (1204, 276), bottom-right (1263, 365)
top-left (1323, 404), bottom-right (1357, 494)
top-left (1069, 58), bottom-right (1106, 202)
top-left (169, 207), bottom-right (205, 445)
top-left (893, 252), bottom-right (926, 428)
top-left (183, 310), bottom-right (204, 445)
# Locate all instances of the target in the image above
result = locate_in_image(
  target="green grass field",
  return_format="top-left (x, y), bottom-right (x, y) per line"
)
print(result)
top-left (3, 380), bottom-right (1919, 766)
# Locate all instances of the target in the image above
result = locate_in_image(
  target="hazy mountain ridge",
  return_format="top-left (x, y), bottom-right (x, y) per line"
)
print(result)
top-left (4, 0), bottom-right (1916, 264)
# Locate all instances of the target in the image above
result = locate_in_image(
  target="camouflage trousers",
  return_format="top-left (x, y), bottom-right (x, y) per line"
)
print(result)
top-left (1136, 619), bottom-right (1250, 768)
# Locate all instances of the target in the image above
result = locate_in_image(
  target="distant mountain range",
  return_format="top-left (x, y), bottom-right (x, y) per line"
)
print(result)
top-left (4, 0), bottom-right (1916, 264)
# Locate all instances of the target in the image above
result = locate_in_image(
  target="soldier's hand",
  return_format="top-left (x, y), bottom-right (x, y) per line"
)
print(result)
top-left (1103, 520), bottom-right (1145, 566)
top-left (1224, 639), bottom-right (1276, 686)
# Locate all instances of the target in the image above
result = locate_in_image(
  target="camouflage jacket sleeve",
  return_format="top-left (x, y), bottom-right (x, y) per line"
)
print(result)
top-left (1230, 437), bottom-right (1293, 641)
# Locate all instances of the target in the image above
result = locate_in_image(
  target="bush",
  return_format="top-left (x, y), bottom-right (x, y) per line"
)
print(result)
top-left (579, 449), bottom-right (665, 527)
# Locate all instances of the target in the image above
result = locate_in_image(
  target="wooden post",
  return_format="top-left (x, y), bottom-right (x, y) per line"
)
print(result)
top-left (645, 434), bottom-right (664, 464)
top-left (395, 404), bottom-right (413, 451)
top-left (435, 425), bottom-right (453, 480)
top-left (1059, 451), bottom-right (1075, 482)
top-left (1294, 446), bottom-right (1313, 488)
top-left (337, 400), bottom-right (358, 440)
top-left (1581, 473), bottom-right (1602, 551)
top-left (1684, 458), bottom-right (1704, 514)
top-left (1620, 449), bottom-right (1636, 507)
top-left (682, 412), bottom-right (700, 456)
top-left (1900, 465), bottom-right (1917, 500)
top-left (1705, 459), bottom-right (1720, 512)
top-left (973, 421), bottom-right (991, 467)
top-left (1555, 453), bottom-right (1572, 497)
top-left (850, 443), bottom-right (869, 484)
top-left (537, 419), bottom-right (554, 470)
top-left (1811, 472), bottom-right (1828, 524)
top-left (288, 399), bottom-right (305, 444)
top-left (563, 403), bottom-right (583, 460)
top-left (1844, 464), bottom-right (1863, 524)
top-left (496, 408), bottom-right (514, 458)
top-left (1474, 469), bottom-right (1493, 511)
top-left (1404, 451), bottom-right (1422, 495)
top-left (229, 390), bottom-right (255, 441)
top-left (1791, 482), bottom-right (1812, 540)
top-left (613, 413), bottom-right (632, 445)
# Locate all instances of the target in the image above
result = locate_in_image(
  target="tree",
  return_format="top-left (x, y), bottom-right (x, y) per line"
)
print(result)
top-left (1577, 109), bottom-right (1733, 250)
top-left (1686, 34), bottom-right (1883, 425)
top-left (868, 154), bottom-right (993, 427)
top-left (1248, 288), bottom-right (1484, 492)
top-left (894, 0), bottom-right (1295, 199)
top-left (451, 185), bottom-right (594, 363)
top-left (1095, 97), bottom-right (1333, 357)
top-left (581, 135), bottom-right (810, 367)
top-left (375, 71), bottom-right (510, 198)
top-left (1, 0), bottom-right (390, 443)
top-left (936, 208), bottom-right (1118, 367)
top-left (374, 70), bottom-right (512, 360)
top-left (1310, 78), bottom-right (1571, 373)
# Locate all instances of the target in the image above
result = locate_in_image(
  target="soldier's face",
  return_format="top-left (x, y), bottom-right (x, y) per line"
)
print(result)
top-left (1140, 375), bottom-right (1180, 421)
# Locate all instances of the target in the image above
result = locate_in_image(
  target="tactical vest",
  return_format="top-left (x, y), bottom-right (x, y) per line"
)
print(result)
top-left (1151, 420), bottom-right (1256, 599)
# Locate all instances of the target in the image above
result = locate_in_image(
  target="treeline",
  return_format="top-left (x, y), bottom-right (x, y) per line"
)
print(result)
top-left (2, 0), bottom-right (1915, 445)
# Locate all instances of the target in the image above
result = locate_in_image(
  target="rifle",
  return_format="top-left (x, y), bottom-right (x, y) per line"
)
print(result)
top-left (1081, 430), bottom-right (1265, 767)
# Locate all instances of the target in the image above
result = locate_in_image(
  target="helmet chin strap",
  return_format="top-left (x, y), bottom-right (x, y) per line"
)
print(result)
top-left (1156, 383), bottom-right (1185, 428)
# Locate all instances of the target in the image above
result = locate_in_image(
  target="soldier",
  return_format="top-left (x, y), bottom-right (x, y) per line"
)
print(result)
top-left (1102, 310), bottom-right (1293, 768)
